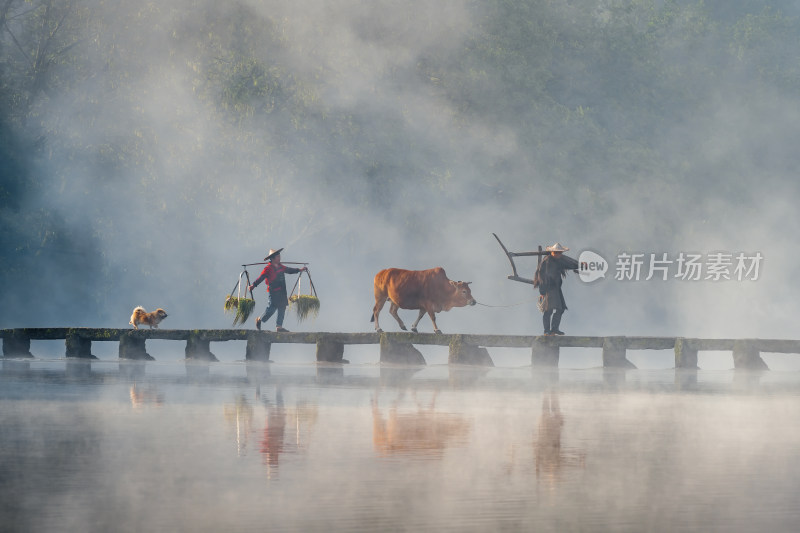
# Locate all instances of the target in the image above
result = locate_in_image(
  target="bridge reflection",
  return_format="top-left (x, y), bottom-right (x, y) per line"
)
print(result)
top-left (0, 359), bottom-right (780, 400)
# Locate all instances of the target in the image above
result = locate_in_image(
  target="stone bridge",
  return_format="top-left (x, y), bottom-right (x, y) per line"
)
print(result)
top-left (1, 328), bottom-right (797, 370)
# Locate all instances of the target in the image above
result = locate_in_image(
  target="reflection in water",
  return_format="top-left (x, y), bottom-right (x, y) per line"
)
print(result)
top-left (260, 388), bottom-right (287, 474)
top-left (65, 360), bottom-right (93, 380)
top-left (129, 383), bottom-right (165, 409)
top-left (448, 366), bottom-right (491, 388)
top-left (245, 362), bottom-right (271, 383)
top-left (287, 400), bottom-right (319, 452)
top-left (316, 365), bottom-right (344, 383)
top-left (224, 395), bottom-right (254, 456)
top-left (534, 389), bottom-right (585, 489)
top-left (1, 359), bottom-right (31, 375)
top-left (119, 361), bottom-right (147, 381)
top-left (4, 362), bottom-right (800, 532)
top-left (372, 390), bottom-right (471, 458)
top-left (379, 367), bottom-right (421, 388)
top-left (185, 361), bottom-right (211, 381)
top-left (255, 388), bottom-right (319, 478)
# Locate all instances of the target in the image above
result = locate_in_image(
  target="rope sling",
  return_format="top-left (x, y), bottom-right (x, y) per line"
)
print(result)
top-left (223, 268), bottom-right (256, 327)
top-left (288, 268), bottom-right (320, 322)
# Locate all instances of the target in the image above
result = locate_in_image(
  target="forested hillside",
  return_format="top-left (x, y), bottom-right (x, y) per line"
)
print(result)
top-left (1, 0), bottom-right (798, 335)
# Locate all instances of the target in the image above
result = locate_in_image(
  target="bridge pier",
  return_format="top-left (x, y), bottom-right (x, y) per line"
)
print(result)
top-left (119, 332), bottom-right (154, 361)
top-left (674, 338), bottom-right (698, 369)
top-left (316, 340), bottom-right (346, 363)
top-left (66, 331), bottom-right (96, 359)
top-left (532, 336), bottom-right (559, 368)
top-left (732, 339), bottom-right (768, 370)
top-left (245, 333), bottom-right (272, 362)
top-left (185, 333), bottom-right (218, 361)
top-left (602, 337), bottom-right (636, 369)
top-left (448, 335), bottom-right (494, 366)
top-left (2, 331), bottom-right (33, 358)
top-left (380, 334), bottom-right (426, 365)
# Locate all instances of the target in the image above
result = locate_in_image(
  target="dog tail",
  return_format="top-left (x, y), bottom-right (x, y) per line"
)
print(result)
top-left (130, 306), bottom-right (145, 326)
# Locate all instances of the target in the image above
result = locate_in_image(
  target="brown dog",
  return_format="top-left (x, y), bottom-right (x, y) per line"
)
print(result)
top-left (129, 306), bottom-right (168, 329)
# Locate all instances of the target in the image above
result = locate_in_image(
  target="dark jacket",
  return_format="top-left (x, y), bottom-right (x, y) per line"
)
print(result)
top-left (535, 255), bottom-right (576, 312)
top-left (252, 262), bottom-right (301, 308)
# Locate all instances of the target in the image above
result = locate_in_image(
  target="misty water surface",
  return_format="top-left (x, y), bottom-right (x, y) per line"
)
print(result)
top-left (2, 353), bottom-right (800, 532)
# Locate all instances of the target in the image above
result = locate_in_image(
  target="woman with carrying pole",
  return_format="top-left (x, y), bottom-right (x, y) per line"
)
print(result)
top-left (248, 248), bottom-right (307, 332)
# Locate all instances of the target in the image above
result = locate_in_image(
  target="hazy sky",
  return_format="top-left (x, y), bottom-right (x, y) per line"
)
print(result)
top-left (3, 0), bottom-right (799, 347)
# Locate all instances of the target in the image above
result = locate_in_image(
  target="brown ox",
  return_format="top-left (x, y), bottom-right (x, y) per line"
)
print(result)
top-left (371, 267), bottom-right (476, 334)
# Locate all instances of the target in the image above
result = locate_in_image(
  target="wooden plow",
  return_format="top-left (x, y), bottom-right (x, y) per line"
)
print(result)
top-left (492, 233), bottom-right (579, 285)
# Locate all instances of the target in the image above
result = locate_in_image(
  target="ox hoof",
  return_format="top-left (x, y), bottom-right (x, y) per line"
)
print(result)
top-left (411, 328), bottom-right (418, 333)
top-left (434, 330), bottom-right (443, 334)
top-left (376, 328), bottom-right (383, 333)
top-left (400, 326), bottom-right (407, 331)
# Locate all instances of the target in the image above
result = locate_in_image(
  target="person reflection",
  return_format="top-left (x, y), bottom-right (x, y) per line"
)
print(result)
top-left (223, 395), bottom-right (254, 456)
top-left (286, 400), bottom-right (319, 451)
top-left (372, 390), bottom-right (470, 458)
top-left (534, 389), bottom-right (585, 487)
top-left (260, 388), bottom-right (287, 475)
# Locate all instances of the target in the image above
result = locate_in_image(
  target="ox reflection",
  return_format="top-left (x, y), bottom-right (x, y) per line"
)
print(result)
top-left (129, 383), bottom-right (164, 408)
top-left (372, 391), bottom-right (471, 458)
top-left (371, 267), bottom-right (476, 334)
top-left (535, 390), bottom-right (585, 488)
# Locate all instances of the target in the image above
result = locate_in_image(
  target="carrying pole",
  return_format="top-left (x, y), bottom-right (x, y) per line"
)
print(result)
top-left (242, 261), bottom-right (309, 267)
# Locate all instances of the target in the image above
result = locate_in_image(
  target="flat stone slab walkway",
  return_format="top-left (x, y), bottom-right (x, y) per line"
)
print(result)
top-left (1, 328), bottom-right (794, 370)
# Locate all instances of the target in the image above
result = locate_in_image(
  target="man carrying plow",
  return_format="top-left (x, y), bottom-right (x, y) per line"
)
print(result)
top-left (535, 243), bottom-right (578, 336)
top-left (493, 234), bottom-right (579, 336)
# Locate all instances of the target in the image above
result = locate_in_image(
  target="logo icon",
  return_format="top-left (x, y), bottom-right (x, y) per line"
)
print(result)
top-left (578, 250), bottom-right (608, 283)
